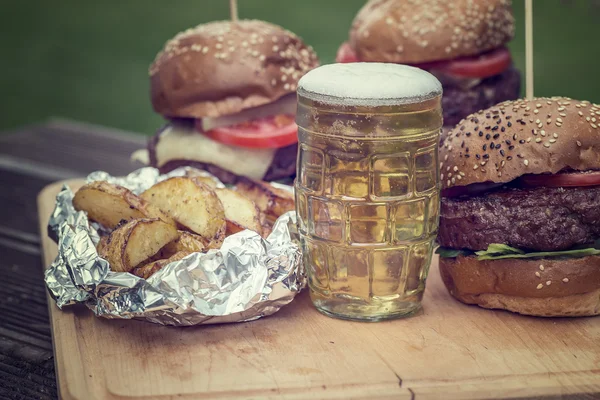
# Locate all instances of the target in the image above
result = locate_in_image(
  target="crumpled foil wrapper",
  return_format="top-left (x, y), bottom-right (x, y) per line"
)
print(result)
top-left (44, 167), bottom-right (304, 326)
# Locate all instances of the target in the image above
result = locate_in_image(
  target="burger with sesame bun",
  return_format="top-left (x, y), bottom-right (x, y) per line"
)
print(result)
top-left (336, 0), bottom-right (521, 127)
top-left (141, 20), bottom-right (319, 184)
top-left (437, 97), bottom-right (600, 317)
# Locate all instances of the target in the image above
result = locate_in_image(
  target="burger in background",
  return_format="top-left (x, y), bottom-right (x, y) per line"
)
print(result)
top-left (336, 0), bottom-right (521, 127)
top-left (138, 20), bottom-right (319, 184)
top-left (437, 97), bottom-right (600, 317)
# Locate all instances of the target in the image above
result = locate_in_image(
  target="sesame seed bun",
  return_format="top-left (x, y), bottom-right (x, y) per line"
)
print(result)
top-left (349, 0), bottom-right (515, 64)
top-left (439, 255), bottom-right (600, 317)
top-left (150, 20), bottom-right (319, 119)
top-left (440, 97), bottom-right (600, 190)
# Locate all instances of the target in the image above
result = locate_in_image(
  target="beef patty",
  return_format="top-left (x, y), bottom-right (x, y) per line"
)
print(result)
top-left (441, 66), bottom-right (521, 127)
top-left (439, 185), bottom-right (600, 252)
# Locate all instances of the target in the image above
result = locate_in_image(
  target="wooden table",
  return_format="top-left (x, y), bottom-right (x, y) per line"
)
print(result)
top-left (4, 120), bottom-right (600, 399)
top-left (0, 119), bottom-right (146, 400)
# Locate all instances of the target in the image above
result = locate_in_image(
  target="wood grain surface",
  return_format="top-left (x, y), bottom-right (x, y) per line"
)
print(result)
top-left (0, 120), bottom-right (146, 399)
top-left (39, 180), bottom-right (600, 400)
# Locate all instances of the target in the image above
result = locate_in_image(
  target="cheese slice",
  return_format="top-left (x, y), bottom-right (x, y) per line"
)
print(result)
top-left (130, 149), bottom-right (150, 165)
top-left (155, 124), bottom-right (276, 179)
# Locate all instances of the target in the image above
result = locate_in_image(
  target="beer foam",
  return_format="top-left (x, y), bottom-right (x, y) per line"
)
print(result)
top-left (297, 63), bottom-right (442, 106)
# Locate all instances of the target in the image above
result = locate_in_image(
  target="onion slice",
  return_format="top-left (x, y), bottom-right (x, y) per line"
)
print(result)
top-left (201, 94), bottom-right (297, 132)
top-left (441, 181), bottom-right (504, 198)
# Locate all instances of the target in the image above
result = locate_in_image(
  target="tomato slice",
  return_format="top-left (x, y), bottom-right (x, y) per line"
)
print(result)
top-left (197, 114), bottom-right (298, 149)
top-left (518, 171), bottom-right (600, 188)
top-left (413, 47), bottom-right (512, 78)
top-left (336, 42), bottom-right (359, 63)
top-left (336, 41), bottom-right (510, 78)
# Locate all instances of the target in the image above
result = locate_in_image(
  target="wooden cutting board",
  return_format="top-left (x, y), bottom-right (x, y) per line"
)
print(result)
top-left (38, 180), bottom-right (600, 400)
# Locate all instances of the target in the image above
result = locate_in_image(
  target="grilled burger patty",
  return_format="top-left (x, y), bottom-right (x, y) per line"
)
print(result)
top-left (441, 66), bottom-right (521, 127)
top-left (439, 185), bottom-right (600, 252)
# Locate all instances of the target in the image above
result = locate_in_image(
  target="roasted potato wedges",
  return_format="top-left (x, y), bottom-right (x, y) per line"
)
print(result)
top-left (235, 177), bottom-right (295, 221)
top-left (73, 181), bottom-right (175, 229)
top-left (258, 212), bottom-right (273, 238)
top-left (96, 235), bottom-right (109, 253)
top-left (99, 218), bottom-right (178, 273)
top-left (261, 223), bottom-right (273, 238)
top-left (215, 188), bottom-right (262, 235)
top-left (163, 231), bottom-right (206, 254)
top-left (131, 251), bottom-right (191, 279)
top-left (191, 176), bottom-right (219, 189)
top-left (140, 177), bottom-right (226, 244)
top-left (181, 170), bottom-right (221, 189)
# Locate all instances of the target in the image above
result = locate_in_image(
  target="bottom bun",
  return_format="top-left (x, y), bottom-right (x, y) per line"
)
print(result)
top-left (447, 288), bottom-right (600, 317)
top-left (439, 255), bottom-right (600, 317)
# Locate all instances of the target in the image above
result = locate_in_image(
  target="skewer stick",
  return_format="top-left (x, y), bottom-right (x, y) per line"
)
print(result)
top-left (230, 0), bottom-right (239, 22)
top-left (525, 0), bottom-right (534, 99)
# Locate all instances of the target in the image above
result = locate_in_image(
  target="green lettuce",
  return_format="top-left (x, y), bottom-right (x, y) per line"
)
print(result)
top-left (436, 243), bottom-right (600, 260)
top-left (435, 248), bottom-right (471, 258)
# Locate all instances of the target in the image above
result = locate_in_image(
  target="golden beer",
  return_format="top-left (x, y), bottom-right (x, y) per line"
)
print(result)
top-left (295, 63), bottom-right (442, 321)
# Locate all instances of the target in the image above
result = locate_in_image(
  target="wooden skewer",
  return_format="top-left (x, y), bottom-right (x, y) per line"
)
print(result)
top-left (230, 0), bottom-right (239, 22)
top-left (525, 0), bottom-right (534, 99)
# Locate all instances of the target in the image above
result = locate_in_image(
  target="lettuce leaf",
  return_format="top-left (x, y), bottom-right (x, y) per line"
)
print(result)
top-left (436, 243), bottom-right (600, 260)
top-left (476, 243), bottom-right (524, 256)
top-left (476, 247), bottom-right (600, 260)
top-left (435, 248), bottom-right (470, 258)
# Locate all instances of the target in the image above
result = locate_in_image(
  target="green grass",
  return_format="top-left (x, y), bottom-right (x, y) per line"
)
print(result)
top-left (1, 0), bottom-right (598, 135)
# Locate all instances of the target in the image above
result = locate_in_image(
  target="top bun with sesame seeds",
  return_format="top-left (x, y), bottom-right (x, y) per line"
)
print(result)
top-left (336, 0), bottom-right (520, 128)
top-left (348, 0), bottom-right (515, 64)
top-left (439, 97), bottom-right (600, 190)
top-left (150, 20), bottom-right (319, 119)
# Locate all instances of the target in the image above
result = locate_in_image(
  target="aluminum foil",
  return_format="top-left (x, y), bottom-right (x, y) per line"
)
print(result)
top-left (44, 167), bottom-right (304, 326)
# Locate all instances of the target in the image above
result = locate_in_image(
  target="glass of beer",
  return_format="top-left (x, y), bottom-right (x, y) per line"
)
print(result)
top-left (295, 63), bottom-right (443, 321)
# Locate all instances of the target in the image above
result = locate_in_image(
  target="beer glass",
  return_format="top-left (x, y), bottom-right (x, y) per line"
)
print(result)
top-left (295, 63), bottom-right (443, 321)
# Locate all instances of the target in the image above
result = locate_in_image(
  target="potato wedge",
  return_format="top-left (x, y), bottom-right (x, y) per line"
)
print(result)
top-left (73, 181), bottom-right (175, 229)
top-left (261, 223), bottom-right (273, 238)
top-left (163, 231), bottom-right (206, 254)
top-left (235, 177), bottom-right (295, 220)
top-left (145, 231), bottom-right (206, 262)
top-left (191, 176), bottom-right (219, 189)
top-left (131, 251), bottom-right (191, 279)
top-left (204, 234), bottom-right (226, 250)
top-left (96, 235), bottom-right (108, 253)
top-left (214, 188), bottom-right (262, 235)
top-left (258, 212), bottom-right (273, 238)
top-left (140, 177), bottom-right (226, 244)
top-left (100, 218), bottom-right (178, 272)
top-left (181, 170), bottom-right (222, 189)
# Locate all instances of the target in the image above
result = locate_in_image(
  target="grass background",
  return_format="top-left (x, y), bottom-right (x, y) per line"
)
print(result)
top-left (1, 0), bottom-right (598, 135)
